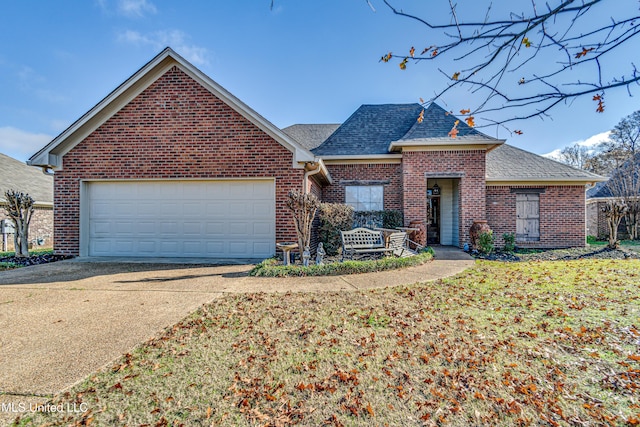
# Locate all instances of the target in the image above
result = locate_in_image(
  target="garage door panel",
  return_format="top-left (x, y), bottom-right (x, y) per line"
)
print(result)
top-left (182, 202), bottom-right (203, 216)
top-left (161, 203), bottom-right (182, 216)
top-left (205, 202), bottom-right (226, 217)
top-left (183, 222), bottom-right (202, 234)
top-left (204, 222), bottom-right (225, 235)
top-left (252, 222), bottom-right (272, 236)
top-left (229, 222), bottom-right (249, 235)
top-left (229, 241), bottom-right (248, 255)
top-left (183, 241), bottom-right (203, 254)
top-left (91, 220), bottom-right (111, 236)
top-left (137, 221), bottom-right (156, 235)
top-left (229, 202), bottom-right (250, 216)
top-left (137, 202), bottom-right (157, 216)
top-left (114, 240), bottom-right (134, 253)
top-left (87, 180), bottom-right (275, 258)
top-left (91, 202), bottom-right (112, 218)
top-left (252, 201), bottom-right (272, 214)
top-left (253, 242), bottom-right (272, 255)
top-left (206, 241), bottom-right (224, 256)
top-left (113, 221), bottom-right (134, 234)
top-left (138, 241), bottom-right (157, 253)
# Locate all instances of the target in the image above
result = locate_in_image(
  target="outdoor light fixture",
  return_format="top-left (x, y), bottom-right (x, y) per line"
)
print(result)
top-left (432, 182), bottom-right (440, 195)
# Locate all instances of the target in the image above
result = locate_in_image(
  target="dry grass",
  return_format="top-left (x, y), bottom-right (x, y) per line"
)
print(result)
top-left (12, 259), bottom-right (640, 426)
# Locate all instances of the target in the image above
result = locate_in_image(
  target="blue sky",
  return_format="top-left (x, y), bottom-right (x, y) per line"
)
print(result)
top-left (0, 0), bottom-right (637, 161)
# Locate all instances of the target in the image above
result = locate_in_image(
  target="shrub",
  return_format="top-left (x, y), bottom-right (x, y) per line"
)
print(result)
top-left (249, 251), bottom-right (433, 277)
top-left (381, 210), bottom-right (404, 229)
top-left (319, 203), bottom-right (354, 256)
top-left (353, 210), bottom-right (404, 229)
top-left (502, 232), bottom-right (515, 252)
top-left (477, 230), bottom-right (494, 254)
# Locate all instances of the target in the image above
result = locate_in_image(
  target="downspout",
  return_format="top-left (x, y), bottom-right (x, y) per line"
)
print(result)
top-left (40, 167), bottom-right (55, 176)
top-left (303, 161), bottom-right (322, 194)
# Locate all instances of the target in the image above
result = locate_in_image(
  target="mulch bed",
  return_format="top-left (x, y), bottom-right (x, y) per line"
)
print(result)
top-left (0, 253), bottom-right (73, 267)
top-left (472, 246), bottom-right (640, 262)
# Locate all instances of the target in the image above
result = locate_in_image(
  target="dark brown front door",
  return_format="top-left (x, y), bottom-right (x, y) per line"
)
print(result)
top-left (427, 196), bottom-right (440, 244)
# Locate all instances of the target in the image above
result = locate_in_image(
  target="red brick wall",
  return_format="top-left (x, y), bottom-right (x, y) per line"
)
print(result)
top-left (486, 185), bottom-right (586, 248)
top-left (54, 66), bottom-right (303, 255)
top-left (402, 150), bottom-right (486, 246)
top-left (322, 163), bottom-right (403, 211)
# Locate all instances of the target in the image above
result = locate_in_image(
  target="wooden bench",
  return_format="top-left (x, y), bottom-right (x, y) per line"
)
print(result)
top-left (340, 228), bottom-right (393, 260)
top-left (386, 231), bottom-right (424, 258)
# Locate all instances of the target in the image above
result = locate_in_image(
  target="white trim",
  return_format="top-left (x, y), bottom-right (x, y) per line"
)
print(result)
top-left (79, 181), bottom-right (89, 257)
top-left (320, 154), bottom-right (402, 165)
top-left (389, 139), bottom-right (504, 152)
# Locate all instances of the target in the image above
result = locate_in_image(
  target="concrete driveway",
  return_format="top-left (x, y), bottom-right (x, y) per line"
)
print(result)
top-left (0, 252), bottom-right (473, 422)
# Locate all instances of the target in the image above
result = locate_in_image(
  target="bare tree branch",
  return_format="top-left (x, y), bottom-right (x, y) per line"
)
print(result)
top-left (381, 0), bottom-right (640, 130)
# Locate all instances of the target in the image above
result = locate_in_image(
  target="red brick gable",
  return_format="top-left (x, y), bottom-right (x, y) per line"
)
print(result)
top-left (54, 66), bottom-right (302, 255)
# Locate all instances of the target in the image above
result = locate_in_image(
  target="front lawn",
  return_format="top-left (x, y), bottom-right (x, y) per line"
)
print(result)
top-left (13, 260), bottom-right (640, 426)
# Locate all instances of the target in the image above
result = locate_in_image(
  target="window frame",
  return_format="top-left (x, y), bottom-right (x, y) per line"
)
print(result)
top-left (344, 185), bottom-right (384, 211)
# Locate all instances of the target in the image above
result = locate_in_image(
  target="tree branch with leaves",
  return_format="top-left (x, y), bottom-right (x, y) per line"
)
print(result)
top-left (381, 0), bottom-right (640, 133)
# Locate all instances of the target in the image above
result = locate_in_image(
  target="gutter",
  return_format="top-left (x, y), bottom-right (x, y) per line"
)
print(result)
top-left (40, 166), bottom-right (55, 176)
top-left (303, 159), bottom-right (332, 194)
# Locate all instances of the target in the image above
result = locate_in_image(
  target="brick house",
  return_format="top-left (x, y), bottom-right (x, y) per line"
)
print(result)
top-left (28, 48), bottom-right (603, 258)
top-left (1, 152), bottom-right (54, 251)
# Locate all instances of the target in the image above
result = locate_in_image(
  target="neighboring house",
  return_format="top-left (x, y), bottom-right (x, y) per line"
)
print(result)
top-left (28, 48), bottom-right (604, 259)
top-left (0, 152), bottom-right (54, 250)
top-left (586, 159), bottom-right (640, 239)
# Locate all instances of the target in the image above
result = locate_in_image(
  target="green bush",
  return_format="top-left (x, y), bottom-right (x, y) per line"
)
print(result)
top-left (381, 210), bottom-right (404, 229)
top-left (249, 251), bottom-right (433, 277)
top-left (318, 203), bottom-right (354, 256)
top-left (502, 232), bottom-right (515, 252)
top-left (477, 230), bottom-right (494, 254)
top-left (353, 210), bottom-right (404, 229)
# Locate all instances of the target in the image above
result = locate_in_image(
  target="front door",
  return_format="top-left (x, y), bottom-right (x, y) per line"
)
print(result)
top-left (427, 196), bottom-right (440, 244)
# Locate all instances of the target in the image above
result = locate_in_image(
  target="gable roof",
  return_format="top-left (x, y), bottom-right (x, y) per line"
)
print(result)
top-left (311, 103), bottom-right (503, 156)
top-left (305, 102), bottom-right (603, 184)
top-left (312, 104), bottom-right (424, 156)
top-left (400, 103), bottom-right (498, 142)
top-left (486, 144), bottom-right (605, 183)
top-left (0, 152), bottom-right (53, 207)
top-left (283, 124), bottom-right (340, 150)
top-left (28, 48), bottom-right (316, 170)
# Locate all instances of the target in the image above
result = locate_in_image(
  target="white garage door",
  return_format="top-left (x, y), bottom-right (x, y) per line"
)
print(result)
top-left (85, 180), bottom-right (275, 258)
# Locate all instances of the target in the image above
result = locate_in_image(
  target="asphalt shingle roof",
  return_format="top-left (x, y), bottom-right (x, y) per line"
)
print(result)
top-left (401, 103), bottom-right (498, 141)
top-left (312, 104), bottom-right (423, 155)
top-left (586, 153), bottom-right (639, 198)
top-left (282, 124), bottom-right (340, 150)
top-left (486, 144), bottom-right (604, 181)
top-left (297, 102), bottom-right (604, 183)
top-left (0, 152), bottom-right (53, 205)
top-left (587, 181), bottom-right (612, 198)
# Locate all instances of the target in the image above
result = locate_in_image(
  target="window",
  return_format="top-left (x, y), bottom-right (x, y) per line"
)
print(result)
top-left (345, 185), bottom-right (383, 211)
top-left (516, 193), bottom-right (540, 241)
